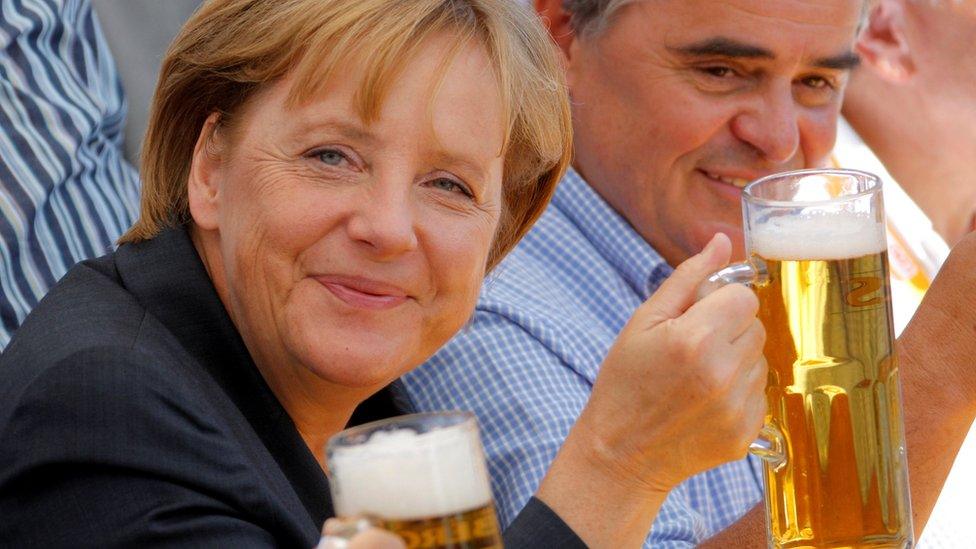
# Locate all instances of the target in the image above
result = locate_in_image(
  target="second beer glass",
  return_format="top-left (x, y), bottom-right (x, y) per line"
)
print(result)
top-left (708, 169), bottom-right (913, 548)
top-left (326, 411), bottom-right (503, 549)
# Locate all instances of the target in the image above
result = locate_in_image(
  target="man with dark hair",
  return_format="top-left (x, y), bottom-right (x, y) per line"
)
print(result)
top-left (403, 0), bottom-right (976, 546)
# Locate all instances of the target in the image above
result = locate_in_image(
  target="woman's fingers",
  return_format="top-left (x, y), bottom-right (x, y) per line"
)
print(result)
top-left (319, 519), bottom-right (406, 549)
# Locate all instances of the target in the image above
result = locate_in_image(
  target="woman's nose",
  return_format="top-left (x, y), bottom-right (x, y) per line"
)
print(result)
top-left (345, 182), bottom-right (419, 259)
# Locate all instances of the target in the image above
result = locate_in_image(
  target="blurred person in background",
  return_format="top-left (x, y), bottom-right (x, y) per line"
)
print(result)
top-left (0, 1), bottom-right (204, 351)
top-left (0, 1), bottom-right (771, 547)
top-left (0, 0), bottom-right (140, 349)
top-left (843, 0), bottom-right (976, 250)
top-left (841, 1), bottom-right (976, 546)
top-left (404, 0), bottom-right (976, 546)
top-left (92, 0), bottom-right (203, 163)
top-left (833, 0), bottom-right (976, 332)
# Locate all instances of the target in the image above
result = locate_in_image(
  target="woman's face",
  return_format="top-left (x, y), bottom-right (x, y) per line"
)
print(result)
top-left (190, 36), bottom-right (505, 391)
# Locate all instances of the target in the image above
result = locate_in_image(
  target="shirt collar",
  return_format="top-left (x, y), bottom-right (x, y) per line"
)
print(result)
top-left (551, 167), bottom-right (673, 300)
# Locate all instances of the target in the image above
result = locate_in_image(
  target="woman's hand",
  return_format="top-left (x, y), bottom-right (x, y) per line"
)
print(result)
top-left (537, 233), bottom-right (767, 548)
top-left (317, 518), bottom-right (406, 549)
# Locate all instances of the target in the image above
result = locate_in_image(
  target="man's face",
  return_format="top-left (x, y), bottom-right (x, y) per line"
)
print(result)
top-left (560, 0), bottom-right (863, 265)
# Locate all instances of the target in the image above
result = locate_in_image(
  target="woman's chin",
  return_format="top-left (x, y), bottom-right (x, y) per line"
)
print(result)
top-left (288, 330), bottom-right (418, 389)
top-left (307, 357), bottom-right (407, 389)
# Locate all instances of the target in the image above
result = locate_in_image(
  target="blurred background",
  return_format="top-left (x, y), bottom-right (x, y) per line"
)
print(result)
top-left (91, 0), bottom-right (201, 163)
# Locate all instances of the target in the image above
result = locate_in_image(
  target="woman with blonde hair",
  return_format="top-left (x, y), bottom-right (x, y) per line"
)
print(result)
top-left (0, 0), bottom-right (767, 547)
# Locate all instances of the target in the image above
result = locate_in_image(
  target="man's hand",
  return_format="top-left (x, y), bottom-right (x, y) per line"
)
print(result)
top-left (537, 233), bottom-right (767, 548)
top-left (579, 232), bottom-right (767, 493)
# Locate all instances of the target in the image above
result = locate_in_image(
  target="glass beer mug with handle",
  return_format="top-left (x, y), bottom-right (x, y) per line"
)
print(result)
top-left (323, 412), bottom-right (503, 549)
top-left (702, 169), bottom-right (914, 548)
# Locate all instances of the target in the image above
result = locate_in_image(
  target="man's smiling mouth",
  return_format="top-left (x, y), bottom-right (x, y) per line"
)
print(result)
top-left (701, 170), bottom-right (750, 188)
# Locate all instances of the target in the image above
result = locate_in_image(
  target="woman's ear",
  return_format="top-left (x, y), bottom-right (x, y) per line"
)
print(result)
top-left (187, 113), bottom-right (226, 231)
top-left (856, 0), bottom-right (916, 83)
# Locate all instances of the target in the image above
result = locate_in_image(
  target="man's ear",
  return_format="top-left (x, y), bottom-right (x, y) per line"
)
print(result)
top-left (535, 0), bottom-right (588, 92)
top-left (856, 0), bottom-right (916, 83)
top-left (534, 0), bottom-right (577, 62)
top-left (187, 113), bottom-right (226, 231)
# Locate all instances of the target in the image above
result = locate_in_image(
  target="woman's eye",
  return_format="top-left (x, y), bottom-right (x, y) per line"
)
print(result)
top-left (430, 177), bottom-right (473, 198)
top-left (316, 149), bottom-right (348, 167)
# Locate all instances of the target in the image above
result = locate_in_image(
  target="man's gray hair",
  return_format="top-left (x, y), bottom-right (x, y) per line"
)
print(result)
top-left (564, 0), bottom-right (874, 37)
top-left (561, 0), bottom-right (636, 36)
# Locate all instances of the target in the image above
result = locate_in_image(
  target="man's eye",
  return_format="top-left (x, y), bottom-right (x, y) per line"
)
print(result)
top-left (795, 75), bottom-right (838, 107)
top-left (702, 66), bottom-right (735, 78)
top-left (802, 76), bottom-right (830, 89)
top-left (430, 177), bottom-right (473, 198)
top-left (316, 149), bottom-right (348, 166)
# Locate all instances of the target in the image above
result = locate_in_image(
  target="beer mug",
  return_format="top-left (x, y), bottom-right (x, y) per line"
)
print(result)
top-left (324, 412), bottom-right (503, 549)
top-left (704, 169), bottom-right (914, 548)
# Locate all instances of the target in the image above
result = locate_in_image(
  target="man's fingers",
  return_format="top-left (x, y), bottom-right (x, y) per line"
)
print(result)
top-left (681, 283), bottom-right (760, 343)
top-left (730, 312), bottom-right (765, 356)
top-left (639, 233), bottom-right (733, 326)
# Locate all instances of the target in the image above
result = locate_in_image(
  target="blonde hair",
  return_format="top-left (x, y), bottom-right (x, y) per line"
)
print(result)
top-left (121, 0), bottom-right (572, 271)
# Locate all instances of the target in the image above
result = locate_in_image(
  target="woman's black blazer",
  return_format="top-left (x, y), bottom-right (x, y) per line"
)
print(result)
top-left (0, 226), bottom-right (583, 548)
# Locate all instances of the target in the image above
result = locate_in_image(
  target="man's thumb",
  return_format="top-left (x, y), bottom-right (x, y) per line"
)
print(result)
top-left (639, 233), bottom-right (733, 325)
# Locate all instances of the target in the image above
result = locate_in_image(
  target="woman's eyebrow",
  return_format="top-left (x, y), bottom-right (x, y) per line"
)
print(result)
top-left (293, 116), bottom-right (377, 143)
top-left (433, 151), bottom-right (489, 182)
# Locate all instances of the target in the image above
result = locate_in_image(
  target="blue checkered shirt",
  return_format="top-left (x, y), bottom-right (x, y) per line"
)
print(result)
top-left (401, 168), bottom-right (765, 546)
top-left (0, 0), bottom-right (139, 349)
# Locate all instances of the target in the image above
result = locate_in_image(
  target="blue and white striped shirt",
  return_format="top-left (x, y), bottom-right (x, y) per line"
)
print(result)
top-left (0, 0), bottom-right (139, 349)
top-left (402, 168), bottom-right (764, 547)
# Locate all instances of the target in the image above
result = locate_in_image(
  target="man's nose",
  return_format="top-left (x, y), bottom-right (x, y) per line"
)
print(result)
top-left (346, 179), bottom-right (419, 259)
top-left (729, 84), bottom-right (801, 165)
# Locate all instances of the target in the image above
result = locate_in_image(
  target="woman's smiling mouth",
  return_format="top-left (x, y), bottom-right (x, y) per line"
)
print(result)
top-left (315, 275), bottom-right (410, 310)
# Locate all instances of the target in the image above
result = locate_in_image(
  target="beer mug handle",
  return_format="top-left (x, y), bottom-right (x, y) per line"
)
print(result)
top-left (699, 260), bottom-right (786, 472)
top-left (749, 425), bottom-right (786, 472)
top-left (696, 261), bottom-right (766, 300)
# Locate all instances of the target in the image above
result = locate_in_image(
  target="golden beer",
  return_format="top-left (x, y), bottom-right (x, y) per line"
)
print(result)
top-left (328, 413), bottom-right (504, 549)
top-left (755, 250), bottom-right (912, 548)
top-left (378, 503), bottom-right (503, 549)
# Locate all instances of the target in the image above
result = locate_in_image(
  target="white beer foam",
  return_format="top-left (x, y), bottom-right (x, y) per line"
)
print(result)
top-left (751, 213), bottom-right (885, 260)
top-left (330, 426), bottom-right (493, 520)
